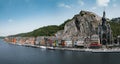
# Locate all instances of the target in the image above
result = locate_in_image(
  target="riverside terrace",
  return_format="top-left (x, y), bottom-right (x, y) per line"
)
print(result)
top-left (4, 35), bottom-right (120, 49)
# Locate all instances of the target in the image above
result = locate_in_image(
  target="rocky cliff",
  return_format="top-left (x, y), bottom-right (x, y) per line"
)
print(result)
top-left (56, 10), bottom-right (102, 39)
top-left (9, 10), bottom-right (119, 38)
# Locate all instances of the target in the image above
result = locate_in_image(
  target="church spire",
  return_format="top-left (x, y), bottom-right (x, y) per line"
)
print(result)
top-left (103, 11), bottom-right (105, 18)
top-left (102, 10), bottom-right (106, 26)
top-left (103, 7), bottom-right (106, 18)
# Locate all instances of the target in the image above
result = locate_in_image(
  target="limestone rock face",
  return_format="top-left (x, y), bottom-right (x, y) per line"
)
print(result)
top-left (62, 11), bottom-right (102, 39)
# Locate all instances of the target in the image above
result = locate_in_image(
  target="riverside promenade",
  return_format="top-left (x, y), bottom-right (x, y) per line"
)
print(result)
top-left (4, 37), bottom-right (120, 53)
top-left (12, 43), bottom-right (120, 53)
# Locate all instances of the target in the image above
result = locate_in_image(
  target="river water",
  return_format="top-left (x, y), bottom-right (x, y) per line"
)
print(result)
top-left (0, 39), bottom-right (120, 64)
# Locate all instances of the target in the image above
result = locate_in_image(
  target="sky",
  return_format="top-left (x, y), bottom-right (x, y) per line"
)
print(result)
top-left (0, 0), bottom-right (120, 36)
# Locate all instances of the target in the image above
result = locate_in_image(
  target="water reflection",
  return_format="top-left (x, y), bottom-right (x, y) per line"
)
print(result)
top-left (0, 39), bottom-right (120, 64)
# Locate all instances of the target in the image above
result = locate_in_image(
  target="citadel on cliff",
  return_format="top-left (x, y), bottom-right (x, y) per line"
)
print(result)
top-left (56, 10), bottom-right (112, 47)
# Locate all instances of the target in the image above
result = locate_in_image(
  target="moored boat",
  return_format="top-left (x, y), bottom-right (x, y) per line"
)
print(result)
top-left (40, 46), bottom-right (47, 49)
top-left (47, 46), bottom-right (55, 50)
top-left (92, 49), bottom-right (120, 53)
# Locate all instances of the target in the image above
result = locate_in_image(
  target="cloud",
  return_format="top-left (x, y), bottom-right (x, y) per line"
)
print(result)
top-left (113, 4), bottom-right (117, 7)
top-left (112, 0), bottom-right (116, 2)
top-left (96, 0), bottom-right (110, 7)
top-left (58, 3), bottom-right (71, 9)
top-left (91, 7), bottom-right (97, 10)
top-left (8, 19), bottom-right (13, 22)
top-left (78, 0), bottom-right (84, 6)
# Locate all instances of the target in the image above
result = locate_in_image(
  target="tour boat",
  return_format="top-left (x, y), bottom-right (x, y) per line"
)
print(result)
top-left (47, 46), bottom-right (54, 50)
top-left (40, 46), bottom-right (47, 49)
top-left (85, 48), bottom-right (92, 52)
top-left (92, 49), bottom-right (120, 53)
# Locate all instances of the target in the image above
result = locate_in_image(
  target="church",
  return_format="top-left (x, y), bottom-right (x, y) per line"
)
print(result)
top-left (98, 11), bottom-right (112, 45)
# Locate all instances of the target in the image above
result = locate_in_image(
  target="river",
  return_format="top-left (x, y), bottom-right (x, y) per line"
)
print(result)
top-left (0, 39), bottom-right (120, 64)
